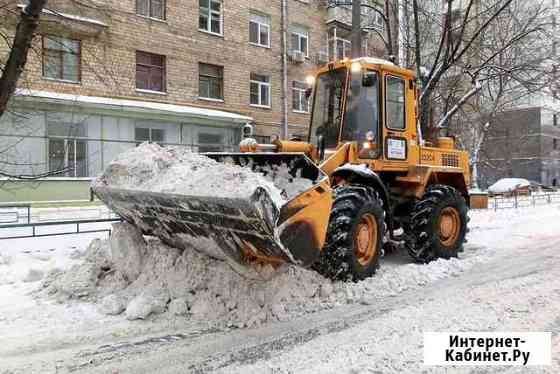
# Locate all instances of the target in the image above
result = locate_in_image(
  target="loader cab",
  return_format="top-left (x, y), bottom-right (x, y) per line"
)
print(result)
top-left (308, 58), bottom-right (416, 166)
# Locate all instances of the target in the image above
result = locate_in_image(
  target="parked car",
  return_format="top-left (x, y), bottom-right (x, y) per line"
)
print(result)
top-left (488, 178), bottom-right (531, 197)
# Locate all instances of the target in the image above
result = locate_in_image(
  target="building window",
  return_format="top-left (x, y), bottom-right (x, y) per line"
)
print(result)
top-left (290, 26), bottom-right (309, 57)
top-left (386, 76), bottom-right (406, 130)
top-left (554, 114), bottom-right (558, 127)
top-left (47, 123), bottom-right (87, 177)
top-left (198, 132), bottom-right (223, 152)
top-left (249, 12), bottom-right (270, 47)
top-left (42, 36), bottom-right (81, 82)
top-left (199, 0), bottom-right (223, 35)
top-left (371, 5), bottom-right (385, 31)
top-left (199, 63), bottom-right (224, 100)
top-left (136, 0), bottom-right (166, 20)
top-left (250, 73), bottom-right (271, 107)
top-left (554, 138), bottom-right (558, 150)
top-left (335, 38), bottom-right (351, 60)
top-left (292, 81), bottom-right (309, 113)
top-left (135, 127), bottom-right (165, 144)
top-left (136, 51), bottom-right (166, 92)
top-left (254, 135), bottom-right (271, 144)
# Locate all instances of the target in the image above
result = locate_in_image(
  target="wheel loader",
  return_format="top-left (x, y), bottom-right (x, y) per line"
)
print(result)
top-left (94, 57), bottom-right (470, 281)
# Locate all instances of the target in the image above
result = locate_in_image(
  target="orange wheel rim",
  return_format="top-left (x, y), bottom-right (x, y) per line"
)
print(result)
top-left (354, 213), bottom-right (378, 266)
top-left (439, 207), bottom-right (461, 247)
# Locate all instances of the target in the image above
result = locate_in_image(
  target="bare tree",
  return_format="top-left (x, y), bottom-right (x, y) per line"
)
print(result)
top-left (0, 0), bottom-right (48, 118)
top-left (407, 0), bottom-right (553, 142)
top-left (0, 0), bottom-right (116, 180)
top-left (446, 0), bottom-right (554, 187)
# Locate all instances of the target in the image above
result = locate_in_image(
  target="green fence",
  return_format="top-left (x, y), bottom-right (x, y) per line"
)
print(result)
top-left (0, 178), bottom-right (94, 203)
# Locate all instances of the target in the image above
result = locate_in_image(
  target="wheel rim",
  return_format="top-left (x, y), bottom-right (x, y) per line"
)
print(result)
top-left (439, 207), bottom-right (461, 247)
top-left (354, 213), bottom-right (378, 266)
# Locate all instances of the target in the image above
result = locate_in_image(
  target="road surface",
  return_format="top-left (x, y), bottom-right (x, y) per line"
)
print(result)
top-left (1, 206), bottom-right (559, 373)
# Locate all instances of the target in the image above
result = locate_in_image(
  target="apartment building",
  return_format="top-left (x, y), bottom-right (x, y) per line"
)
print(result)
top-left (479, 107), bottom-right (560, 188)
top-left (0, 0), bottom-right (389, 188)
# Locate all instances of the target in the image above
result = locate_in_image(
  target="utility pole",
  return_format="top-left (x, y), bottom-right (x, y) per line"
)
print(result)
top-left (351, 0), bottom-right (362, 58)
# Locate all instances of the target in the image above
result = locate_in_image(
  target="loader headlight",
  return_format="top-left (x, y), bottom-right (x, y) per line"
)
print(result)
top-left (242, 123), bottom-right (254, 138)
top-left (351, 61), bottom-right (362, 74)
top-left (305, 75), bottom-right (315, 87)
top-left (359, 131), bottom-right (378, 159)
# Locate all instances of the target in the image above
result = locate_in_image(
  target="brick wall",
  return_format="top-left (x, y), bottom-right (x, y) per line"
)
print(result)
top-left (2, 0), bottom-right (391, 140)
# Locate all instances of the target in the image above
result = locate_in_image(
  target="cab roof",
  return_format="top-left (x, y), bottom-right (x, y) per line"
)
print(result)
top-left (318, 57), bottom-right (416, 80)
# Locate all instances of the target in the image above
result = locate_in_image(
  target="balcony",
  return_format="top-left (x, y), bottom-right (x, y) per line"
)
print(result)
top-left (14, 3), bottom-right (109, 37)
top-left (326, 1), bottom-right (385, 31)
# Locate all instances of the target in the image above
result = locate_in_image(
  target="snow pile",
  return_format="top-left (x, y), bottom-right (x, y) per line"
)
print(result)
top-left (488, 178), bottom-right (530, 194)
top-left (38, 219), bottom-right (493, 328)
top-left (94, 142), bottom-right (316, 208)
top-left (255, 163), bottom-right (314, 200)
top-left (40, 222), bottom-right (329, 327)
top-left (94, 143), bottom-right (283, 206)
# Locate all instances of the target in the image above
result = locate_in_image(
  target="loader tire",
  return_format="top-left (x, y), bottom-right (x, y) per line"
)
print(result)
top-left (406, 185), bottom-right (468, 263)
top-left (313, 185), bottom-right (385, 281)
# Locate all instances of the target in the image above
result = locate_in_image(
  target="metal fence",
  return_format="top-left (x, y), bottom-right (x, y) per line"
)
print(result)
top-left (0, 203), bottom-right (121, 239)
top-left (0, 134), bottom-right (240, 179)
top-left (490, 192), bottom-right (560, 210)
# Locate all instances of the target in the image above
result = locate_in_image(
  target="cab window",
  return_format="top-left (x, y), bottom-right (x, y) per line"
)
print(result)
top-left (386, 76), bottom-right (406, 130)
top-left (342, 70), bottom-right (379, 143)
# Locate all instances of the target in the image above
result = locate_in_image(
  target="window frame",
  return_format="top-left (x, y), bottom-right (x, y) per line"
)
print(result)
top-left (336, 37), bottom-right (351, 60)
top-left (372, 5), bottom-right (385, 31)
top-left (197, 132), bottom-right (224, 152)
top-left (384, 74), bottom-right (407, 131)
top-left (291, 29), bottom-right (309, 57)
top-left (198, 63), bottom-right (224, 101)
top-left (136, 0), bottom-right (166, 21)
top-left (47, 122), bottom-right (88, 177)
top-left (199, 0), bottom-right (224, 36)
top-left (135, 126), bottom-right (166, 144)
top-left (292, 80), bottom-right (309, 113)
top-left (41, 35), bottom-right (82, 83)
top-left (249, 13), bottom-right (271, 48)
top-left (135, 51), bottom-right (167, 93)
top-left (250, 73), bottom-right (271, 108)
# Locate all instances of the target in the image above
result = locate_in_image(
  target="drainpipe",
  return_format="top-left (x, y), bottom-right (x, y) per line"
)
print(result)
top-left (281, 0), bottom-right (289, 140)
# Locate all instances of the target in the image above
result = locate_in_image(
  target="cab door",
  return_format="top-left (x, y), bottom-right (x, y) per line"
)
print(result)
top-left (383, 74), bottom-right (410, 167)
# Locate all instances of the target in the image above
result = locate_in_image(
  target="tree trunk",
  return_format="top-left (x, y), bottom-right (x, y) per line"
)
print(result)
top-left (351, 0), bottom-right (362, 58)
top-left (0, 0), bottom-right (48, 118)
top-left (419, 92), bottom-right (435, 142)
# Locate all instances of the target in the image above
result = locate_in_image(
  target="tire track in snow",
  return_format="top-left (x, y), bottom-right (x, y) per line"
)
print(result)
top-left (70, 239), bottom-right (560, 373)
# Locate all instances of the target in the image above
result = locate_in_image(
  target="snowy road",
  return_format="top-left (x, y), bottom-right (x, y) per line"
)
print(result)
top-left (1, 205), bottom-right (559, 373)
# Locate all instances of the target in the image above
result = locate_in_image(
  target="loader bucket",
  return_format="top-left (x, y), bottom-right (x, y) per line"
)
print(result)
top-left (93, 153), bottom-right (332, 276)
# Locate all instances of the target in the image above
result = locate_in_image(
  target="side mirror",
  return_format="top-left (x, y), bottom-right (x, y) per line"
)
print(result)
top-left (305, 88), bottom-right (313, 99)
top-left (363, 72), bottom-right (377, 87)
top-left (242, 123), bottom-right (254, 138)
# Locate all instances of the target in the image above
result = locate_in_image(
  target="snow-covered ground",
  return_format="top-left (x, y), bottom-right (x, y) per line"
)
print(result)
top-left (0, 204), bottom-right (559, 373)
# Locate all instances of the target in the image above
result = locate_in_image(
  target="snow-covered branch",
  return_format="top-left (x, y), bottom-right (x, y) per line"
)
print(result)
top-left (437, 79), bottom-right (482, 129)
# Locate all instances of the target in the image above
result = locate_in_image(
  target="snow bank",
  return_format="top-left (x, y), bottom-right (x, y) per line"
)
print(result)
top-left (40, 222), bottom-right (328, 327)
top-left (488, 178), bottom-right (530, 194)
top-left (40, 219), bottom-right (491, 328)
